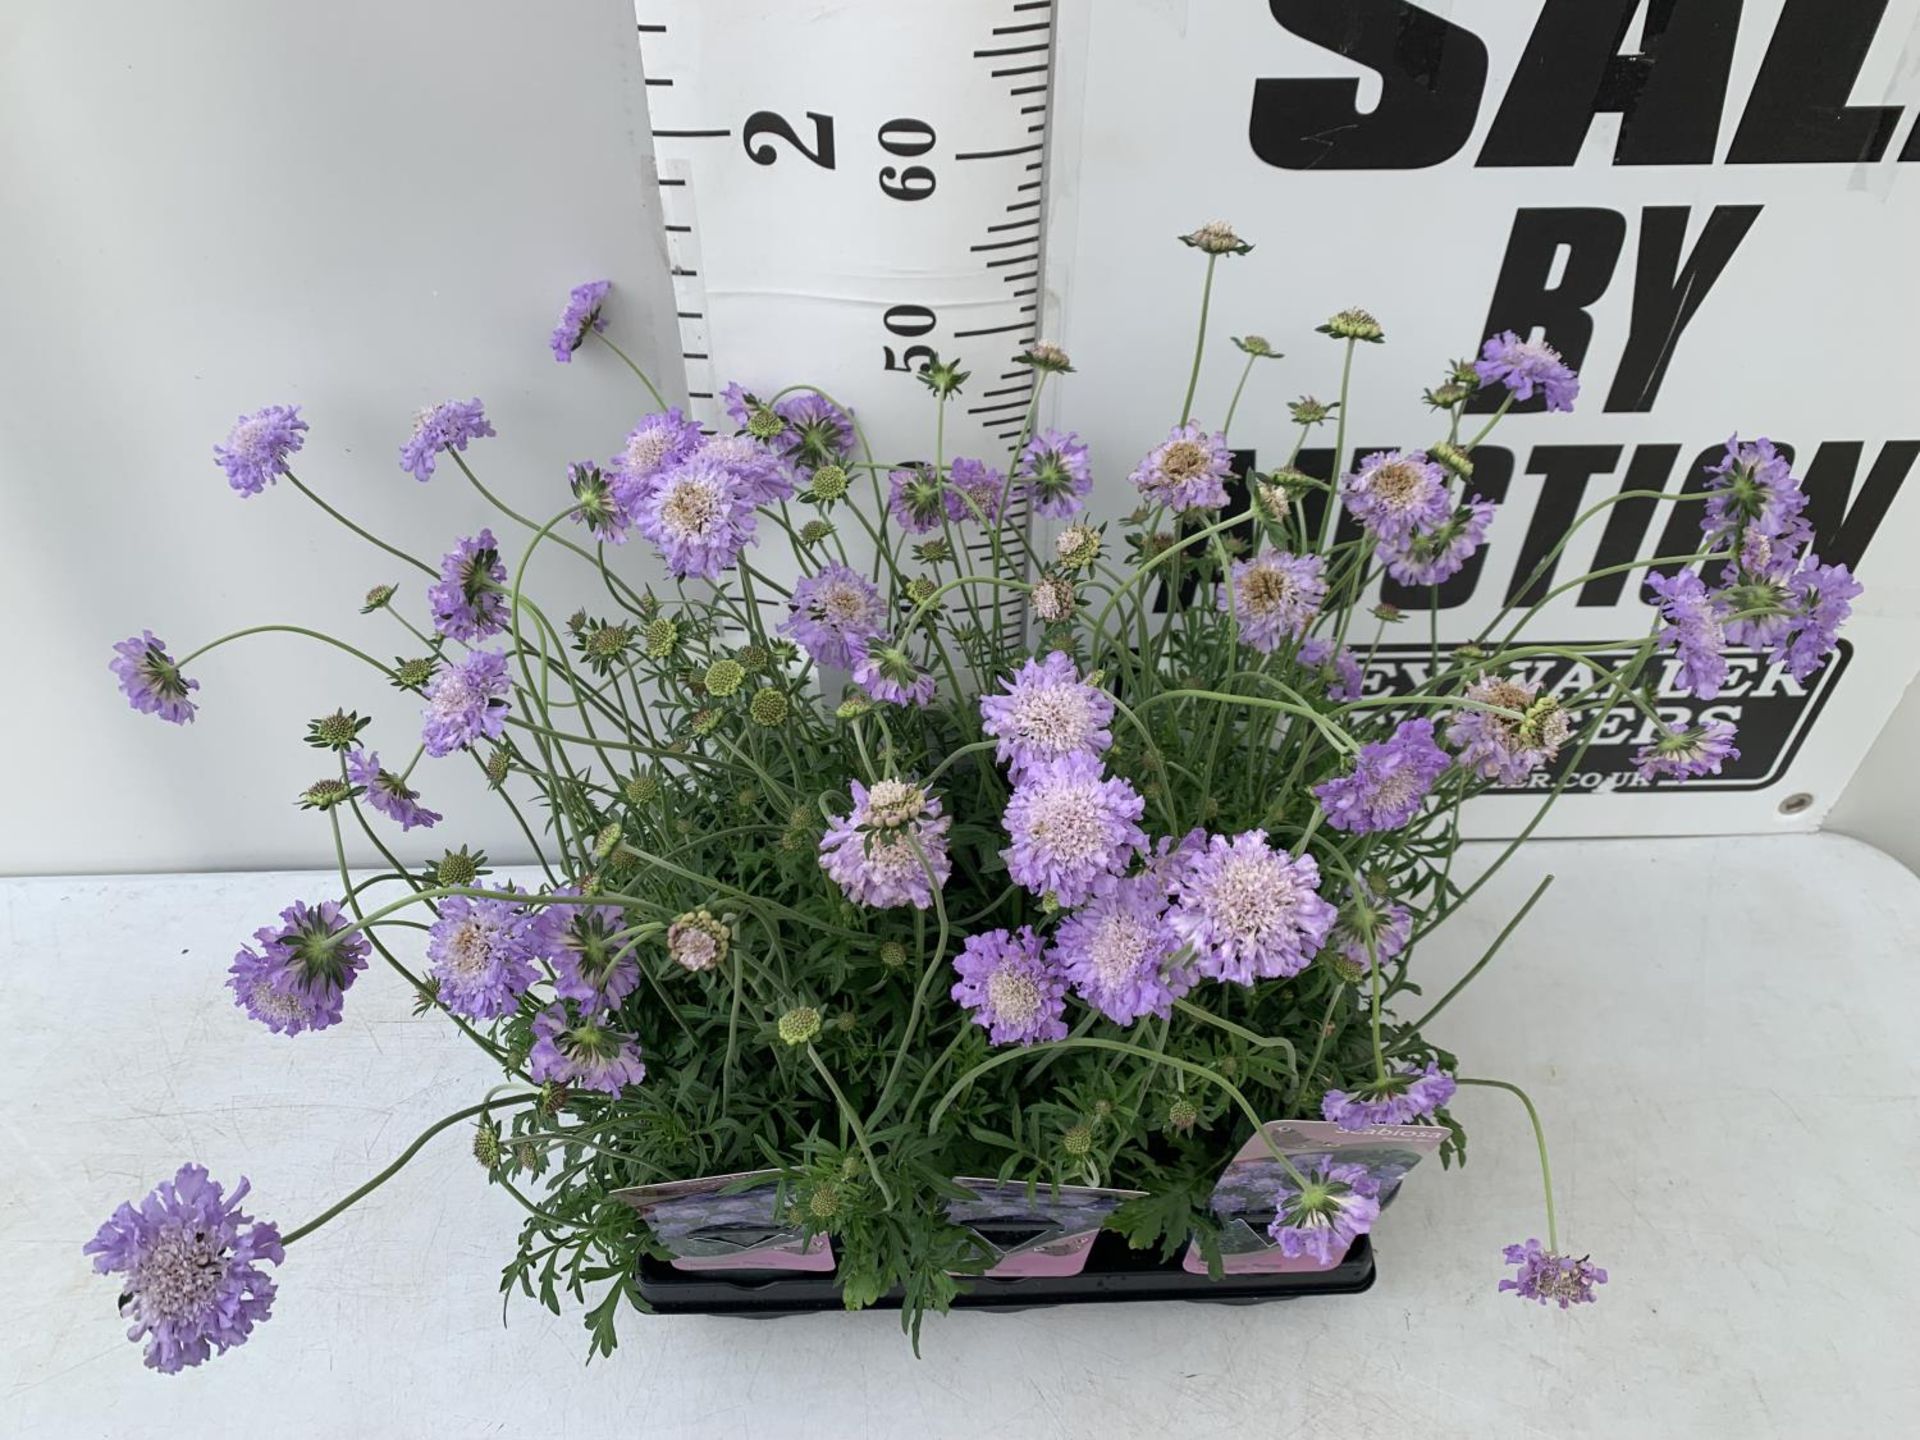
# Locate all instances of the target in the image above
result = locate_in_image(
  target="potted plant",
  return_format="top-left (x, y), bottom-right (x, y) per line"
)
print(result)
top-left (86, 226), bottom-right (1854, 1370)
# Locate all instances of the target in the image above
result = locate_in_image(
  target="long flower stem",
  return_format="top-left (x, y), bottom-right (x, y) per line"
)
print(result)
top-left (1457, 1077), bottom-right (1558, 1249)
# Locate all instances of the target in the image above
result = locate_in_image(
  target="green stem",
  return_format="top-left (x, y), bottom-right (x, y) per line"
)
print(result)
top-left (1457, 1077), bottom-right (1558, 1250)
top-left (1179, 254), bottom-right (1218, 425)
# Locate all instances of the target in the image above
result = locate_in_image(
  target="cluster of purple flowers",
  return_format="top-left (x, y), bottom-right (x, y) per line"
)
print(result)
top-left (950, 927), bottom-right (1069, 1046)
top-left (1341, 450), bottom-right (1452, 544)
top-left (529, 1005), bottom-right (647, 1095)
top-left (1166, 830), bottom-right (1338, 985)
top-left (110, 632), bottom-right (199, 726)
top-left (978, 651), bottom-right (1114, 779)
top-left (1267, 1158), bottom-right (1382, 1264)
top-left (227, 898), bottom-right (370, 1035)
top-left (1000, 751), bottom-right (1148, 907)
top-left (1321, 1061), bottom-right (1458, 1129)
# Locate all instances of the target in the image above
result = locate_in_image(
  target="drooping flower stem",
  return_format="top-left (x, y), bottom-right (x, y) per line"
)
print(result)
top-left (1221, 351), bottom-right (1258, 437)
top-left (1458, 1077), bottom-right (1558, 1250)
top-left (589, 329), bottom-right (670, 411)
top-left (1179, 254), bottom-right (1218, 426)
top-left (1399, 873), bottom-right (1554, 1038)
top-left (287, 472), bottom-right (437, 578)
top-left (178, 625), bottom-right (398, 678)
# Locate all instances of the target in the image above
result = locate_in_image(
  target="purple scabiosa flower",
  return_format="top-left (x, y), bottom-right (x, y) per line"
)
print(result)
top-left (1166, 830), bottom-right (1338, 985)
top-left (1146, 825), bottom-right (1209, 884)
top-left (1634, 721), bottom-right (1739, 782)
top-left (1324, 899), bottom-right (1412, 980)
top-left (950, 926), bottom-right (1068, 1047)
top-left (227, 899), bottom-right (369, 1035)
top-left (943, 456), bottom-right (1007, 525)
top-left (427, 529), bottom-right (510, 642)
top-left (781, 562), bottom-right (888, 670)
top-left (550, 279), bottom-right (610, 362)
top-left (528, 1005), bottom-right (646, 1095)
top-left (1702, 435), bottom-right (1809, 551)
top-left (425, 892), bottom-right (541, 1019)
top-left (1474, 331), bottom-right (1580, 412)
top-left (399, 398), bottom-right (494, 482)
top-left (1321, 1062), bottom-right (1458, 1130)
top-left (1341, 450), bottom-right (1452, 545)
top-left (568, 461), bottom-right (631, 545)
top-left (1000, 752), bottom-right (1148, 907)
top-left (1049, 873), bottom-right (1190, 1025)
top-left (978, 651), bottom-right (1115, 781)
top-left (719, 381), bottom-right (759, 432)
top-left (1298, 638), bottom-right (1364, 702)
top-left (635, 450), bottom-right (760, 581)
top-left (775, 391), bottom-right (856, 463)
top-left (700, 432), bottom-right (797, 506)
top-left (1222, 549), bottom-right (1326, 654)
top-left (852, 641), bottom-right (936, 708)
top-left (1775, 559), bottom-right (1860, 682)
top-left (110, 632), bottom-right (199, 725)
top-left (421, 648), bottom-right (512, 757)
top-left (538, 893), bottom-right (639, 1009)
top-left (888, 465), bottom-right (948, 534)
top-left (1267, 1158), bottom-right (1381, 1264)
top-left (213, 405), bottom-right (307, 497)
top-left (345, 749), bottom-right (442, 831)
top-left (1130, 422), bottom-right (1232, 512)
top-left (607, 408), bottom-right (704, 512)
top-left (1445, 674), bottom-right (1573, 786)
top-left (1645, 569), bottom-right (1729, 700)
top-left (818, 778), bottom-right (953, 910)
top-left (1018, 429), bottom-right (1093, 518)
top-left (1500, 1239), bottom-right (1608, 1308)
top-left (1382, 495), bottom-right (1497, 586)
top-left (1312, 718), bottom-right (1450, 834)
top-left (83, 1164), bottom-right (282, 1373)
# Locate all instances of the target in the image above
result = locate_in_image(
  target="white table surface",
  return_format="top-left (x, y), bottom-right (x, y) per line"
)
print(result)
top-left (7, 834), bottom-right (1918, 1438)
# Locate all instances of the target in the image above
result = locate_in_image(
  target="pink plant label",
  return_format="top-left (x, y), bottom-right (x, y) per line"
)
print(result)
top-left (613, 1169), bottom-right (835, 1273)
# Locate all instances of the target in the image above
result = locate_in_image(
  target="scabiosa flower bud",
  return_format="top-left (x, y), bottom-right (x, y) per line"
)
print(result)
top-left (1055, 523), bottom-right (1102, 570)
top-left (1222, 549), bottom-right (1325, 653)
top-left (214, 404), bottom-right (308, 497)
top-left (1446, 675), bottom-right (1573, 784)
top-left (641, 617), bottom-right (680, 660)
top-left (346, 749), bottom-right (443, 831)
top-left (1016, 340), bottom-right (1074, 373)
top-left (835, 692), bottom-right (874, 720)
top-left (305, 708), bottom-right (370, 752)
top-left (743, 400), bottom-right (785, 442)
top-left (433, 845), bottom-right (487, 888)
top-left (950, 926), bottom-right (1068, 1046)
top-left (360, 583), bottom-right (397, 614)
top-left (1313, 718), bottom-right (1450, 833)
top-left (385, 656), bottom-right (434, 694)
top-left (979, 651), bottom-right (1114, 780)
top-left (903, 576), bottom-right (938, 609)
top-left (428, 530), bottom-right (510, 643)
top-left (1500, 1239), bottom-right (1608, 1308)
top-left (1322, 1062), bottom-right (1457, 1129)
top-left (421, 649), bottom-right (511, 757)
top-left (1634, 720), bottom-right (1739, 781)
top-left (1030, 573), bottom-right (1078, 624)
top-left (550, 279), bottom-right (610, 362)
top-left (1061, 1123), bottom-right (1094, 1157)
top-left (1316, 308), bottom-right (1385, 343)
top-left (528, 1006), bottom-right (646, 1095)
top-left (591, 821), bottom-right (624, 861)
top-left (1289, 396), bottom-right (1336, 425)
top-left (803, 463), bottom-right (850, 505)
top-left (1166, 1097), bottom-right (1200, 1133)
top-left (1475, 331), bottom-right (1579, 412)
top-left (783, 562), bottom-right (888, 670)
top-left (1017, 430), bottom-right (1093, 518)
top-left (879, 940), bottom-right (908, 969)
top-left (1001, 752), bottom-right (1148, 907)
top-left (667, 909), bottom-right (730, 973)
top-left (797, 519), bottom-right (834, 548)
top-left (1233, 334), bottom-right (1280, 358)
top-left (917, 354), bottom-right (970, 397)
top-left (1131, 422), bottom-right (1232, 512)
top-left (110, 632), bottom-right (199, 726)
top-left (1166, 830), bottom-right (1338, 985)
top-left (297, 778), bottom-right (355, 812)
top-left (853, 642), bottom-right (936, 708)
top-left (745, 687), bottom-right (789, 728)
top-left (804, 1182), bottom-right (843, 1221)
top-left (473, 1119), bottom-right (503, 1169)
top-left (228, 899), bottom-right (369, 1035)
top-left (1267, 1159), bottom-right (1380, 1263)
top-left (84, 1164), bottom-right (283, 1373)
top-left (1180, 221), bottom-right (1252, 255)
top-left (777, 1006), bottom-right (822, 1046)
top-left (1429, 441), bottom-right (1474, 477)
top-left (819, 778), bottom-right (953, 910)
top-left (703, 658), bottom-right (746, 698)
top-left (400, 398), bottom-right (493, 482)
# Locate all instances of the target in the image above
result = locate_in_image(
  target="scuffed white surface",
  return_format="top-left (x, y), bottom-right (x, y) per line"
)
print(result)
top-left (7, 836), bottom-right (1918, 1436)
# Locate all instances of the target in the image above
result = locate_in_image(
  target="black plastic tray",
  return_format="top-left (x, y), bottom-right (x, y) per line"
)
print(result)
top-left (636, 1232), bottom-right (1375, 1316)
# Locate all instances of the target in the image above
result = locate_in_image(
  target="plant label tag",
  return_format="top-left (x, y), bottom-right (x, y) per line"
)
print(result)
top-left (613, 1168), bottom-right (835, 1273)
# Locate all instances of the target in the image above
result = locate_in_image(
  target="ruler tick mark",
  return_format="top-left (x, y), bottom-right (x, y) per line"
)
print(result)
top-left (973, 43), bottom-right (1049, 58)
top-left (1006, 199), bottom-right (1041, 211)
top-left (987, 253), bottom-right (1040, 268)
top-left (954, 321), bottom-right (1029, 337)
top-left (646, 77), bottom-right (674, 87)
top-left (1010, 84), bottom-right (1048, 95)
top-left (655, 129), bottom-right (731, 139)
top-left (992, 21), bottom-right (1053, 34)
top-left (665, 224), bottom-right (692, 233)
top-left (988, 218), bottom-right (1041, 232)
top-left (636, 22), bottom-right (667, 33)
top-left (992, 64), bottom-right (1048, 77)
top-left (983, 384), bottom-right (1033, 397)
top-left (955, 142), bottom-right (1044, 161)
top-left (1000, 271), bottom-right (1038, 282)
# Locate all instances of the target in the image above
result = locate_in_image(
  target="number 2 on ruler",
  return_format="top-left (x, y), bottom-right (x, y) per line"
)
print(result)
top-left (741, 113), bottom-right (939, 204)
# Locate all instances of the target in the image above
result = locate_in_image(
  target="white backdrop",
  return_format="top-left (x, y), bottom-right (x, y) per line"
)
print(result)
top-left (0, 0), bottom-right (686, 875)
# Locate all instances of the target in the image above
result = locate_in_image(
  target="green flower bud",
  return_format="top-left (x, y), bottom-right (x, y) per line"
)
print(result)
top-left (624, 770), bottom-right (661, 806)
top-left (472, 1120), bottom-right (503, 1169)
top-left (777, 1006), bottom-right (822, 1046)
top-left (748, 687), bottom-right (791, 727)
top-left (806, 464), bottom-right (849, 503)
top-left (360, 584), bottom-right (397, 614)
top-left (1062, 1124), bottom-right (1094, 1157)
top-left (1316, 308), bottom-right (1386, 343)
top-left (298, 777), bottom-right (355, 811)
top-left (705, 658), bottom-right (746, 697)
top-left (643, 617), bottom-right (680, 659)
top-left (393, 656), bottom-right (437, 693)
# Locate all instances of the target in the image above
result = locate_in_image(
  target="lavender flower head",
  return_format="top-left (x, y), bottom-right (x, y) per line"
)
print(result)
top-left (944, 456), bottom-right (1007, 525)
top-left (568, 461), bottom-right (630, 545)
top-left (888, 466), bottom-right (948, 534)
top-left (400, 398), bottom-right (493, 482)
top-left (1222, 549), bottom-right (1325, 654)
top-left (1167, 829), bottom-right (1338, 985)
top-left (1313, 718), bottom-right (1449, 834)
top-left (111, 632), bottom-right (199, 725)
top-left (1702, 435), bottom-right (1809, 551)
top-left (1474, 331), bottom-right (1580, 412)
top-left (1445, 674), bottom-right (1572, 786)
top-left (978, 650), bottom-right (1115, 781)
top-left (1049, 873), bottom-right (1191, 1025)
top-left (550, 279), bottom-right (610, 362)
top-left (426, 891), bottom-right (542, 1019)
top-left (1500, 1238), bottom-right (1608, 1308)
top-left (781, 562), bottom-right (888, 670)
top-left (1382, 495), bottom-right (1496, 586)
top-left (1298, 637), bottom-right (1364, 702)
top-left (227, 898), bottom-right (369, 1035)
top-left (635, 450), bottom-right (760, 581)
top-left (818, 778), bottom-right (953, 910)
top-left (607, 408), bottom-right (704, 512)
top-left (1775, 559), bottom-right (1860, 682)
top-left (528, 1005), bottom-right (646, 1095)
top-left (1000, 751), bottom-right (1148, 907)
top-left (1267, 1158), bottom-right (1381, 1265)
top-left (1645, 569), bottom-right (1729, 700)
top-left (539, 893), bottom-right (640, 1009)
top-left (214, 405), bottom-right (307, 497)
top-left (852, 641), bottom-right (937, 708)
top-left (1130, 422), bottom-right (1232, 512)
top-left (699, 432), bottom-right (797, 507)
top-left (1321, 1062), bottom-right (1458, 1129)
top-left (1018, 429), bottom-right (1093, 517)
top-left (1342, 450), bottom-right (1452, 544)
top-left (1325, 899), bottom-right (1412, 980)
top-left (421, 648), bottom-right (512, 757)
top-left (1634, 721), bottom-right (1739, 782)
top-left (83, 1164), bottom-right (282, 1373)
top-left (428, 529), bottom-right (509, 642)
top-left (950, 926), bottom-right (1068, 1047)
top-left (346, 749), bottom-right (442, 831)
top-left (774, 390), bottom-right (856, 464)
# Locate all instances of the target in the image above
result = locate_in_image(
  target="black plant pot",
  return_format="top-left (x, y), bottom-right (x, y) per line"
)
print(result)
top-left (635, 1231), bottom-right (1375, 1316)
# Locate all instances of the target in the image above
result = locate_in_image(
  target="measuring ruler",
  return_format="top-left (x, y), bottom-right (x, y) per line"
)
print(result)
top-left (633, 1), bottom-right (1056, 473)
